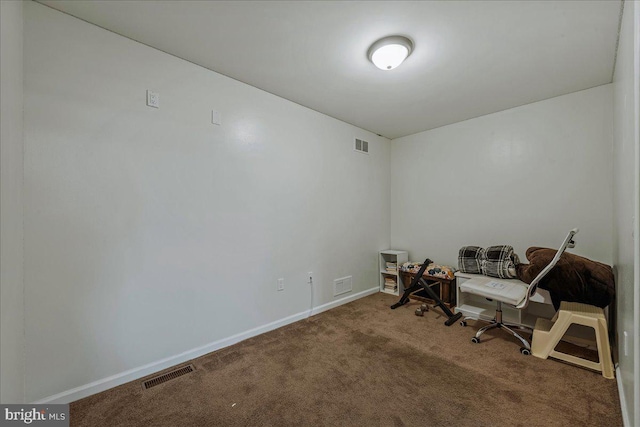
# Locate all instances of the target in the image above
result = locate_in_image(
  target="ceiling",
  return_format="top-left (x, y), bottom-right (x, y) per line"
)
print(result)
top-left (37, 0), bottom-right (622, 139)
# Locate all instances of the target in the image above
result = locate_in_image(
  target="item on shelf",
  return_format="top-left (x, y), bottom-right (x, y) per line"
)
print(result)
top-left (384, 276), bottom-right (398, 292)
top-left (384, 277), bottom-right (398, 292)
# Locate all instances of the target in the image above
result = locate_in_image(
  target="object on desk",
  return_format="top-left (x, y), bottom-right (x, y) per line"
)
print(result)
top-left (516, 247), bottom-right (614, 310)
top-left (391, 258), bottom-right (463, 326)
top-left (532, 301), bottom-right (614, 379)
top-left (458, 245), bottom-right (520, 279)
top-left (481, 245), bottom-right (520, 279)
top-left (458, 246), bottom-right (485, 274)
top-left (459, 228), bottom-right (579, 354)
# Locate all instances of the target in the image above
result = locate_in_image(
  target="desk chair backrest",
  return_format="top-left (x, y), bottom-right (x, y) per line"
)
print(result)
top-left (516, 228), bottom-right (579, 309)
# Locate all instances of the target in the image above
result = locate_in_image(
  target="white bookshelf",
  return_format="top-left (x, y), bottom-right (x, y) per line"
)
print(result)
top-left (379, 250), bottom-right (408, 296)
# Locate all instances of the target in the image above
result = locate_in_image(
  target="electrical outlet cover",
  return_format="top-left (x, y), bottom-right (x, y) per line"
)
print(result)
top-left (146, 90), bottom-right (159, 108)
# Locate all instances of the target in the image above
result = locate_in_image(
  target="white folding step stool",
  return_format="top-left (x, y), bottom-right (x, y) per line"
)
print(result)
top-left (531, 301), bottom-right (614, 379)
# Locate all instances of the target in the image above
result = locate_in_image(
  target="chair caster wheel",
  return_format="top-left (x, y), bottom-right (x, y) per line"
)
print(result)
top-left (471, 337), bottom-right (480, 344)
top-left (460, 320), bottom-right (467, 327)
top-left (520, 347), bottom-right (531, 355)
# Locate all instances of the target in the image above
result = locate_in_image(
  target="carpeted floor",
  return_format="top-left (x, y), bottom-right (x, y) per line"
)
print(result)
top-left (71, 293), bottom-right (622, 426)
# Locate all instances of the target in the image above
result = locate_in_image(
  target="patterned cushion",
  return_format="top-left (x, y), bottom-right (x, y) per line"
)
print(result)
top-left (481, 245), bottom-right (520, 279)
top-left (458, 246), bottom-right (485, 274)
top-left (425, 264), bottom-right (457, 280)
top-left (400, 262), bottom-right (457, 280)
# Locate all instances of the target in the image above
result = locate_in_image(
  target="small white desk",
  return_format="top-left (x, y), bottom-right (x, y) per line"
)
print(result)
top-left (454, 272), bottom-right (556, 328)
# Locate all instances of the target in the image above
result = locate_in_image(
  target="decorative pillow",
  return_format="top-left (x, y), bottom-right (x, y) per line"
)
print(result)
top-left (458, 246), bottom-right (485, 274)
top-left (481, 245), bottom-right (520, 279)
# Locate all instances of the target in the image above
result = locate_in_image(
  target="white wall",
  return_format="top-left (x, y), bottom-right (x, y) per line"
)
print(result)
top-left (23, 2), bottom-right (390, 403)
top-left (0, 0), bottom-right (25, 404)
top-left (612, 1), bottom-right (640, 425)
top-left (391, 85), bottom-right (613, 267)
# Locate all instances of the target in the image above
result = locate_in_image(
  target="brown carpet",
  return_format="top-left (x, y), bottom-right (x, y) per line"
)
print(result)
top-left (71, 293), bottom-right (622, 426)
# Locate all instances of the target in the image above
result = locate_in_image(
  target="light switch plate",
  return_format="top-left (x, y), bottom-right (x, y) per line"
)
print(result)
top-left (212, 110), bottom-right (221, 125)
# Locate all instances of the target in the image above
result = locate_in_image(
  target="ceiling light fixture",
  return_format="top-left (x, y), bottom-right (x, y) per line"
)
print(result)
top-left (367, 36), bottom-right (414, 71)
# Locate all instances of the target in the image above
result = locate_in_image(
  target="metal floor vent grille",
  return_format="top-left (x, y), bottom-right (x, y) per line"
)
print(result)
top-left (142, 364), bottom-right (195, 390)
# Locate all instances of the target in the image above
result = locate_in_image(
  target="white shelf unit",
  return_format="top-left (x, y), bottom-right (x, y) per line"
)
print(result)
top-left (454, 272), bottom-right (556, 328)
top-left (379, 250), bottom-right (408, 296)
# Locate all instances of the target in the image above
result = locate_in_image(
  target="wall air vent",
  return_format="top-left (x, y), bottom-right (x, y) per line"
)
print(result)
top-left (334, 276), bottom-right (353, 296)
top-left (354, 138), bottom-right (369, 154)
top-left (142, 364), bottom-right (195, 390)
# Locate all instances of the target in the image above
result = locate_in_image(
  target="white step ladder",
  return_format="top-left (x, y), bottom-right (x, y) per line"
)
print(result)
top-left (531, 301), bottom-right (613, 379)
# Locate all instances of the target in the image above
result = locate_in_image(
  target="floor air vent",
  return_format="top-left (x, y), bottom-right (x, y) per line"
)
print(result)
top-left (355, 138), bottom-right (369, 153)
top-left (142, 364), bottom-right (195, 390)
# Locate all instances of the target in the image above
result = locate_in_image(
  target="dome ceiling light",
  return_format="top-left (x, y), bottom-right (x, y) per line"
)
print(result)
top-left (367, 36), bottom-right (414, 71)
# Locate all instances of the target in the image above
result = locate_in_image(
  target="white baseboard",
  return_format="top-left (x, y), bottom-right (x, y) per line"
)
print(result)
top-left (33, 287), bottom-right (379, 404)
top-left (311, 286), bottom-right (379, 317)
top-left (616, 365), bottom-right (631, 427)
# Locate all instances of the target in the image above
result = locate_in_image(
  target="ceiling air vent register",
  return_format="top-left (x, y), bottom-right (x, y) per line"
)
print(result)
top-left (355, 138), bottom-right (369, 154)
